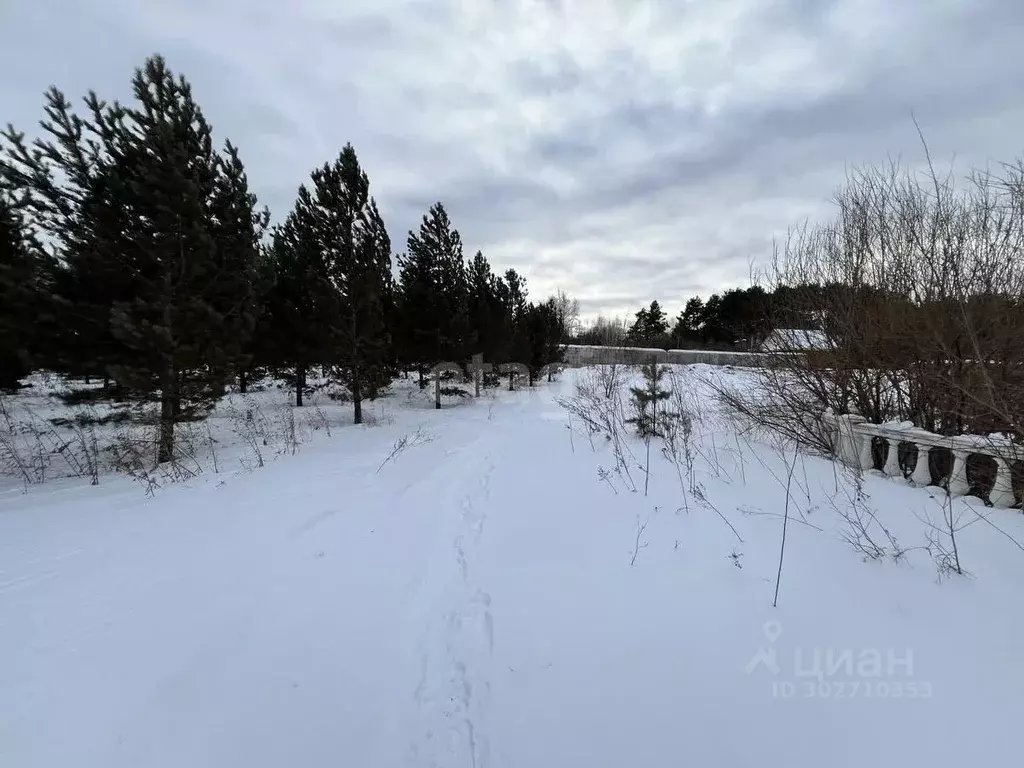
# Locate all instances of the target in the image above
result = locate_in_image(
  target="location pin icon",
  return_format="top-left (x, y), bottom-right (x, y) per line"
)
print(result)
top-left (763, 620), bottom-right (783, 643)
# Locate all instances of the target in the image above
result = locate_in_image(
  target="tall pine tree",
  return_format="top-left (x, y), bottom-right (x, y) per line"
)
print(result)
top-left (265, 212), bottom-right (335, 406)
top-left (466, 250), bottom-right (511, 362)
top-left (281, 145), bottom-right (393, 423)
top-left (2, 88), bottom-right (133, 382)
top-left (0, 197), bottom-right (47, 390)
top-left (210, 141), bottom-right (270, 392)
top-left (521, 298), bottom-right (566, 386)
top-left (397, 202), bottom-right (470, 394)
top-left (110, 58), bottom-right (264, 460)
top-left (4, 56), bottom-right (266, 462)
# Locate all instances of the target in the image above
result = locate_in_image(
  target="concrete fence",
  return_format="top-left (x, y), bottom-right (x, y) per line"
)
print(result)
top-left (563, 344), bottom-right (774, 368)
top-left (822, 411), bottom-right (1022, 508)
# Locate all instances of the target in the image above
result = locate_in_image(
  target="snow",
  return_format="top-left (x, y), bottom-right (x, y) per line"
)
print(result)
top-left (2, 367), bottom-right (1024, 767)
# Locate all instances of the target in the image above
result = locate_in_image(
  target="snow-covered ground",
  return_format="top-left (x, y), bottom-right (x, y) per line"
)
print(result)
top-left (2, 366), bottom-right (1023, 767)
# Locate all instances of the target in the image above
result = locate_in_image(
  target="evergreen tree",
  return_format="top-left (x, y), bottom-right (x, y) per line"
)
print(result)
top-left (670, 296), bottom-right (705, 347)
top-left (627, 358), bottom-right (675, 439)
top-left (265, 212), bottom-right (335, 407)
top-left (626, 300), bottom-right (669, 346)
top-left (55, 160), bottom-right (139, 384)
top-left (270, 146), bottom-right (392, 421)
top-left (238, 241), bottom-right (278, 392)
top-left (504, 270), bottom-right (532, 390)
top-left (4, 56), bottom-right (267, 461)
top-left (210, 141), bottom-right (270, 392)
top-left (627, 306), bottom-right (650, 344)
top-left (397, 202), bottom-right (469, 397)
top-left (718, 286), bottom-right (771, 349)
top-left (485, 271), bottom-right (513, 383)
top-left (395, 241), bottom-right (433, 388)
top-left (628, 358), bottom-right (678, 495)
top-left (700, 294), bottom-right (726, 343)
top-left (647, 300), bottom-right (669, 337)
top-left (466, 250), bottom-right (512, 364)
top-left (0, 198), bottom-right (45, 390)
top-left (504, 268), bottom-right (528, 322)
top-left (522, 298), bottom-right (566, 385)
top-left (109, 58), bottom-right (266, 461)
top-left (2, 88), bottom-right (134, 383)
top-left (314, 146), bottom-right (393, 422)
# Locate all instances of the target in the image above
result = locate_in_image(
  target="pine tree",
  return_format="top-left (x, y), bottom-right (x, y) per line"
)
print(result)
top-left (55, 159), bottom-right (139, 384)
top-left (647, 300), bottom-right (669, 337)
top-left (265, 212), bottom-right (335, 407)
top-left (504, 270), bottom-right (531, 391)
top-left (108, 58), bottom-right (266, 461)
top-left (701, 294), bottom-right (725, 343)
top-left (397, 203), bottom-right (469, 403)
top-left (395, 240), bottom-right (434, 388)
top-left (488, 272), bottom-right (514, 366)
top-left (315, 145), bottom-right (393, 423)
top-left (0, 198), bottom-right (45, 390)
top-left (627, 358), bottom-right (675, 439)
top-left (2, 88), bottom-right (133, 383)
top-left (238, 242), bottom-right (278, 392)
top-left (626, 306), bottom-right (651, 344)
top-left (504, 268), bottom-right (528, 323)
top-left (671, 296), bottom-right (705, 347)
top-left (520, 298), bottom-right (566, 385)
top-left (466, 251), bottom-right (511, 362)
top-left (627, 300), bottom-right (668, 346)
top-left (539, 297), bottom-right (567, 379)
top-left (272, 146), bottom-right (393, 421)
top-left (4, 56), bottom-right (266, 461)
top-left (210, 141), bottom-right (270, 392)
top-left (628, 358), bottom-right (677, 496)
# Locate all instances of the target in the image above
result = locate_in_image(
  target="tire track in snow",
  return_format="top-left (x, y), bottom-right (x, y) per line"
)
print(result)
top-left (411, 455), bottom-right (495, 768)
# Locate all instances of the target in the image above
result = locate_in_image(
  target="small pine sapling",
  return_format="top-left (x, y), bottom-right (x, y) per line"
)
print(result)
top-left (627, 358), bottom-right (676, 439)
top-left (628, 358), bottom-right (678, 495)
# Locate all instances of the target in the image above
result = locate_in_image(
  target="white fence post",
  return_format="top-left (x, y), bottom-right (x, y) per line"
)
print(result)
top-left (882, 436), bottom-right (903, 478)
top-left (990, 457), bottom-right (1017, 508)
top-left (855, 428), bottom-right (875, 471)
top-left (911, 444), bottom-right (932, 487)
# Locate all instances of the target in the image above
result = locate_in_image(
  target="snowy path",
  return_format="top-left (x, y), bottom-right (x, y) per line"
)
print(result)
top-left (0, 391), bottom-right (533, 767)
top-left (3, 373), bottom-right (1024, 767)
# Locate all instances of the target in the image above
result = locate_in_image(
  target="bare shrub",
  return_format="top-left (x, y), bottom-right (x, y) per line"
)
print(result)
top-left (376, 426), bottom-right (435, 474)
top-left (226, 396), bottom-right (271, 470)
top-left (916, 491), bottom-right (970, 580)
top-left (0, 398), bottom-right (103, 485)
top-left (729, 151), bottom-right (1024, 463)
top-left (305, 404), bottom-right (332, 437)
top-left (597, 363), bottom-right (624, 399)
top-left (630, 513), bottom-right (651, 566)
top-left (557, 366), bottom-right (638, 493)
top-left (659, 369), bottom-right (743, 542)
top-left (830, 464), bottom-right (906, 562)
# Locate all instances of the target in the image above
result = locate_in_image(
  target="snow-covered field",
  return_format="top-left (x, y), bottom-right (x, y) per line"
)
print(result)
top-left (2, 366), bottom-right (1023, 767)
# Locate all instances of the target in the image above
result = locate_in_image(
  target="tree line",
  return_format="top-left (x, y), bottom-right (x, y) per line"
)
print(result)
top-left (0, 55), bottom-right (565, 462)
top-left (574, 284), bottom-right (839, 350)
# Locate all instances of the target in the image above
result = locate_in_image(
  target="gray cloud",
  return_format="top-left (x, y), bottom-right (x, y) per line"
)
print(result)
top-left (2, 0), bottom-right (1022, 321)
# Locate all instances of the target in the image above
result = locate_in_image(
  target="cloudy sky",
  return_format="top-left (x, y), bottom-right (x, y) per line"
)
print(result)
top-left (3, 0), bottom-right (1022, 320)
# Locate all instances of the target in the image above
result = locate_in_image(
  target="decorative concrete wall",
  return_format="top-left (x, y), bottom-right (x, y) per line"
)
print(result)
top-left (822, 411), bottom-right (1021, 508)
